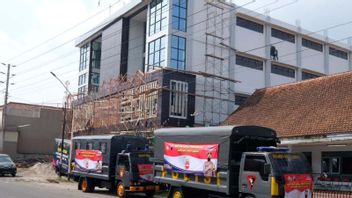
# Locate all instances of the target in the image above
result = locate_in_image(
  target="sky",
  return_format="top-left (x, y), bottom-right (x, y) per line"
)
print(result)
top-left (1, 0), bottom-right (352, 107)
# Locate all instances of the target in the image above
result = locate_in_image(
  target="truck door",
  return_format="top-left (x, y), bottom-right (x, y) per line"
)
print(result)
top-left (240, 154), bottom-right (271, 198)
top-left (117, 154), bottom-right (131, 186)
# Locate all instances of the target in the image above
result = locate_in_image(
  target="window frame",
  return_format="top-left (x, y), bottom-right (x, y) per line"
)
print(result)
top-left (100, 142), bottom-right (107, 154)
top-left (74, 142), bottom-right (81, 150)
top-left (329, 47), bottom-right (348, 60)
top-left (235, 94), bottom-right (249, 106)
top-left (271, 28), bottom-right (295, 43)
top-left (148, 36), bottom-right (166, 71)
top-left (321, 156), bottom-right (341, 174)
top-left (244, 154), bottom-right (269, 181)
top-left (91, 36), bottom-right (102, 69)
top-left (302, 38), bottom-right (323, 52)
top-left (236, 55), bottom-right (263, 71)
top-left (79, 43), bottom-right (90, 72)
top-left (302, 72), bottom-right (320, 80)
top-left (149, 0), bottom-right (168, 36)
top-left (172, 0), bottom-right (187, 32)
top-left (169, 80), bottom-right (188, 119)
top-left (236, 16), bottom-right (264, 33)
top-left (271, 64), bottom-right (295, 78)
top-left (171, 35), bottom-right (186, 70)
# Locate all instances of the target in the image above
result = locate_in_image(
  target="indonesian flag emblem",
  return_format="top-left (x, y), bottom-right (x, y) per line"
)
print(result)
top-left (185, 160), bottom-right (190, 169)
top-left (247, 175), bottom-right (256, 190)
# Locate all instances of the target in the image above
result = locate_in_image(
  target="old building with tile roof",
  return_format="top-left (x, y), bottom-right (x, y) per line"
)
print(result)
top-left (225, 71), bottom-right (352, 189)
top-left (225, 71), bottom-right (352, 138)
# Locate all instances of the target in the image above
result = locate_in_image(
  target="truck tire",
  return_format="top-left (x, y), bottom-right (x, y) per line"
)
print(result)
top-left (170, 188), bottom-right (184, 198)
top-left (81, 177), bottom-right (94, 193)
top-left (145, 190), bottom-right (155, 197)
top-left (116, 182), bottom-right (126, 198)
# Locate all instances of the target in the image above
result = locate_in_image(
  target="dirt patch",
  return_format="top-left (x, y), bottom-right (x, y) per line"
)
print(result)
top-left (6, 162), bottom-right (71, 184)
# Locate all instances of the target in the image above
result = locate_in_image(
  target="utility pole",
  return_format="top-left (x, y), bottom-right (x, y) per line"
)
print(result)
top-left (1, 63), bottom-right (13, 152)
top-left (60, 101), bottom-right (67, 177)
top-left (50, 72), bottom-right (72, 179)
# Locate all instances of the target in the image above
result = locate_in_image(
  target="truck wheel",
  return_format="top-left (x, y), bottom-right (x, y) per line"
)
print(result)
top-left (171, 188), bottom-right (184, 198)
top-left (81, 177), bottom-right (94, 193)
top-left (116, 182), bottom-right (126, 198)
top-left (145, 190), bottom-right (155, 197)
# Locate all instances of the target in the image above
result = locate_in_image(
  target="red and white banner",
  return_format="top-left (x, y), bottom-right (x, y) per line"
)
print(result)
top-left (138, 164), bottom-right (153, 181)
top-left (284, 174), bottom-right (313, 198)
top-left (75, 149), bottom-right (103, 173)
top-left (163, 142), bottom-right (219, 177)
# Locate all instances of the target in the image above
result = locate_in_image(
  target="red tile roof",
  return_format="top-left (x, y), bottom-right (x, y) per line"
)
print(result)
top-left (224, 71), bottom-right (352, 138)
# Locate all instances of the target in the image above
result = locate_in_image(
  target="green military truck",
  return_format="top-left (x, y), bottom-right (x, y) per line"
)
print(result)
top-left (153, 125), bottom-right (313, 198)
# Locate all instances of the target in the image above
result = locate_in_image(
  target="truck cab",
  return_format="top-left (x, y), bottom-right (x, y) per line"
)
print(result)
top-left (115, 151), bottom-right (160, 198)
top-left (239, 147), bottom-right (312, 198)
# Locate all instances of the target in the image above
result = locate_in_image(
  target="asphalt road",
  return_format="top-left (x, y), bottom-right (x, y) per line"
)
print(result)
top-left (0, 178), bottom-right (164, 198)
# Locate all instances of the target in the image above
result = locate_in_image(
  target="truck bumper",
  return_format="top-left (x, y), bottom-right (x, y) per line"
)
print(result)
top-left (129, 185), bottom-right (160, 192)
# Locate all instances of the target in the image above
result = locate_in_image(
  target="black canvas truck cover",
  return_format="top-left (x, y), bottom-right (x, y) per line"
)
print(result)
top-left (153, 125), bottom-right (277, 195)
top-left (72, 135), bottom-right (148, 181)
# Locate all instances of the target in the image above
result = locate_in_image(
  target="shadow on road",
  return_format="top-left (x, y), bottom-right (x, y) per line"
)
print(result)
top-left (89, 189), bottom-right (165, 198)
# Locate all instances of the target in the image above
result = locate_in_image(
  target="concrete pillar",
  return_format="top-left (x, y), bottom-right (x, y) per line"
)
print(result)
top-left (296, 22), bottom-right (302, 81)
top-left (312, 151), bottom-right (321, 175)
top-left (264, 16), bottom-right (272, 87)
top-left (323, 30), bottom-right (330, 75)
top-left (348, 38), bottom-right (352, 71)
top-left (228, 5), bottom-right (237, 114)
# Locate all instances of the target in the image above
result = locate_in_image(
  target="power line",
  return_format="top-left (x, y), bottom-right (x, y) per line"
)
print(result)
top-left (10, 0), bottom-right (352, 105)
top-left (11, 0), bottom-right (257, 67)
top-left (12, 0), bottom-right (285, 79)
top-left (5, 0), bottom-right (123, 62)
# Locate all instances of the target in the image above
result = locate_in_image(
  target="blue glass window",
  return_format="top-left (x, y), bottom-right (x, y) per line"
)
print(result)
top-left (149, 0), bottom-right (168, 35)
top-left (79, 43), bottom-right (90, 71)
top-left (91, 72), bottom-right (100, 85)
top-left (78, 73), bottom-right (87, 86)
top-left (91, 36), bottom-right (102, 69)
top-left (171, 35), bottom-right (186, 70)
top-left (172, 0), bottom-right (187, 31)
top-left (148, 37), bottom-right (166, 71)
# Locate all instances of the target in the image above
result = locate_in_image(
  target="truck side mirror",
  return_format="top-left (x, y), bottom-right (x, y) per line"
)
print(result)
top-left (264, 163), bottom-right (271, 175)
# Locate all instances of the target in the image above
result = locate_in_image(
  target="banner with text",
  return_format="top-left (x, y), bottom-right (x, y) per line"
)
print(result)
top-left (163, 142), bottom-right (219, 177)
top-left (284, 174), bottom-right (313, 198)
top-left (75, 149), bottom-right (103, 173)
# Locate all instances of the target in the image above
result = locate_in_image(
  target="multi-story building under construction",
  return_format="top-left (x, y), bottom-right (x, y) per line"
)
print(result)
top-left (73, 0), bottom-right (352, 134)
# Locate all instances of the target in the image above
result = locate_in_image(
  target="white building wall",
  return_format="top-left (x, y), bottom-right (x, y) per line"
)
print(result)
top-left (236, 27), bottom-right (265, 57)
top-left (270, 73), bottom-right (296, 87)
top-left (329, 55), bottom-right (349, 74)
top-left (234, 65), bottom-right (265, 94)
top-left (272, 37), bottom-right (297, 66)
top-left (301, 47), bottom-right (325, 73)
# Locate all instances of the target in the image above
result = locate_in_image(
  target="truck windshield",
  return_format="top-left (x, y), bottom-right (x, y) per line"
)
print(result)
top-left (130, 153), bottom-right (152, 165)
top-left (269, 153), bottom-right (311, 175)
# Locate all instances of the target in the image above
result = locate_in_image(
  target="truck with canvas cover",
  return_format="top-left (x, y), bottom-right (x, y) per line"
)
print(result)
top-left (153, 125), bottom-right (312, 198)
top-left (72, 135), bottom-right (160, 197)
top-left (52, 138), bottom-right (71, 176)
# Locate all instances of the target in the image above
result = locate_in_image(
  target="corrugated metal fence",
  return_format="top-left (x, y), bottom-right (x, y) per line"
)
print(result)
top-left (314, 190), bottom-right (352, 198)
